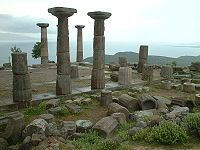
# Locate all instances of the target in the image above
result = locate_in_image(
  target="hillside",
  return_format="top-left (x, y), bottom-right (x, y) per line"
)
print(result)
top-left (84, 51), bottom-right (200, 66)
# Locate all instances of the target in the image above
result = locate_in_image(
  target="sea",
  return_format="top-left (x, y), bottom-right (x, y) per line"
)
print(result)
top-left (0, 41), bottom-right (200, 66)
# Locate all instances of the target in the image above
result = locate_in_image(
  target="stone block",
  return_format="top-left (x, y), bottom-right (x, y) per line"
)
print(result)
top-left (118, 67), bottom-right (132, 85)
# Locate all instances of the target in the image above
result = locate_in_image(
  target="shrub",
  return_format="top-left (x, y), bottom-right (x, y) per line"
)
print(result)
top-left (97, 139), bottom-right (120, 150)
top-left (152, 121), bottom-right (188, 145)
top-left (182, 113), bottom-right (200, 135)
top-left (32, 42), bottom-right (41, 59)
top-left (72, 130), bottom-right (103, 150)
top-left (133, 121), bottom-right (188, 145)
top-left (11, 45), bottom-right (22, 53)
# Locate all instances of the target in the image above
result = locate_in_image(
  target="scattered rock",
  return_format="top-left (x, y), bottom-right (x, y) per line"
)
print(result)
top-left (100, 90), bottom-right (113, 106)
top-left (138, 94), bottom-right (158, 110)
top-left (65, 103), bottom-right (82, 114)
top-left (93, 116), bottom-right (119, 137)
top-left (131, 110), bottom-right (154, 122)
top-left (111, 113), bottom-right (127, 125)
top-left (128, 127), bottom-right (141, 136)
top-left (20, 136), bottom-right (32, 150)
top-left (39, 114), bottom-right (54, 123)
top-left (166, 106), bottom-right (189, 120)
top-left (46, 99), bottom-right (60, 109)
top-left (183, 83), bottom-right (195, 93)
top-left (23, 119), bottom-right (48, 137)
top-left (31, 133), bottom-right (42, 146)
top-left (61, 121), bottom-right (76, 138)
top-left (76, 120), bottom-right (93, 132)
top-left (82, 98), bottom-right (92, 105)
top-left (136, 121), bottom-right (147, 128)
top-left (48, 106), bottom-right (62, 115)
top-left (118, 94), bottom-right (139, 111)
top-left (110, 71), bottom-right (119, 82)
top-left (107, 102), bottom-right (130, 118)
top-left (45, 122), bottom-right (60, 136)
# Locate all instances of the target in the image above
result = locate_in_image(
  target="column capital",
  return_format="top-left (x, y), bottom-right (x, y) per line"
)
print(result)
top-left (37, 23), bottom-right (49, 28)
top-left (87, 11), bottom-right (111, 20)
top-left (48, 7), bottom-right (77, 18)
top-left (75, 25), bottom-right (85, 29)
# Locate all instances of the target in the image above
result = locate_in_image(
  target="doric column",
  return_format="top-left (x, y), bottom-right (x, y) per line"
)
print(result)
top-left (12, 52), bottom-right (32, 102)
top-left (137, 45), bottom-right (148, 73)
top-left (36, 23), bottom-right (49, 64)
top-left (87, 11), bottom-right (111, 89)
top-left (48, 7), bottom-right (77, 95)
top-left (75, 25), bottom-right (85, 62)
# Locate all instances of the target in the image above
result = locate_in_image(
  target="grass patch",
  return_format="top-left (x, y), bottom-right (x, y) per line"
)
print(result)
top-left (116, 121), bottom-right (135, 141)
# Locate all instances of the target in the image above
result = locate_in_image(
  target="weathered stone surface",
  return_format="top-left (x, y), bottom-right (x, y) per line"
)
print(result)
top-left (13, 89), bottom-right (32, 102)
top-left (45, 122), bottom-right (60, 136)
top-left (166, 106), bottom-right (189, 120)
top-left (161, 80), bottom-right (172, 90)
top-left (37, 23), bottom-right (49, 64)
top-left (109, 64), bottom-right (119, 71)
top-left (65, 103), bottom-right (82, 114)
top-left (195, 94), bottom-right (200, 101)
top-left (100, 90), bottom-right (112, 106)
top-left (118, 67), bottom-right (132, 85)
top-left (20, 136), bottom-right (32, 150)
top-left (138, 94), bottom-right (158, 110)
top-left (93, 116), bottom-right (118, 137)
top-left (48, 7), bottom-right (77, 95)
top-left (107, 102), bottom-right (130, 117)
top-left (11, 52), bottom-right (28, 75)
top-left (119, 57), bottom-right (128, 67)
top-left (39, 114), bottom-right (54, 123)
top-left (110, 71), bottom-right (118, 82)
top-left (48, 106), bottom-right (63, 115)
top-left (183, 83), bottom-right (195, 93)
top-left (88, 11), bottom-right (111, 90)
top-left (13, 74), bottom-right (31, 90)
top-left (91, 68), bottom-right (105, 89)
top-left (0, 138), bottom-right (8, 150)
top-left (56, 75), bottom-right (71, 95)
top-left (76, 120), bottom-right (93, 132)
top-left (118, 94), bottom-right (139, 111)
top-left (75, 25), bottom-right (85, 62)
top-left (137, 45), bottom-right (148, 73)
top-left (71, 65), bottom-right (79, 78)
top-left (128, 127), bottom-right (141, 136)
top-left (46, 99), bottom-right (60, 109)
top-left (136, 121), bottom-right (147, 128)
top-left (61, 121), bottom-right (76, 137)
top-left (3, 112), bottom-right (24, 144)
top-left (31, 134), bottom-right (42, 146)
top-left (131, 110), bottom-right (154, 122)
top-left (160, 65), bottom-right (173, 79)
top-left (153, 96), bottom-right (171, 106)
top-left (111, 113), bottom-right (127, 125)
top-left (171, 83), bottom-right (183, 90)
top-left (142, 64), bottom-right (153, 83)
top-left (23, 119), bottom-right (48, 137)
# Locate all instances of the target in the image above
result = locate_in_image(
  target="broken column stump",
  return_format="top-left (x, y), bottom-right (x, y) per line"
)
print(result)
top-left (142, 64), bottom-right (153, 83)
top-left (12, 52), bottom-right (32, 102)
top-left (107, 102), bottom-right (130, 117)
top-left (118, 94), bottom-right (139, 111)
top-left (183, 83), bottom-right (195, 93)
top-left (138, 94), bottom-right (158, 110)
top-left (93, 116), bottom-right (118, 137)
top-left (100, 90), bottom-right (113, 106)
top-left (118, 67), bottom-right (132, 85)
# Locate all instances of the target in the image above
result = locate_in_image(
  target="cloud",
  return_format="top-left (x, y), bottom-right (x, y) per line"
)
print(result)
top-left (0, 14), bottom-right (56, 34)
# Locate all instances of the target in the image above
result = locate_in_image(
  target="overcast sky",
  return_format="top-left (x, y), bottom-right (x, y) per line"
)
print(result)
top-left (0, 0), bottom-right (200, 43)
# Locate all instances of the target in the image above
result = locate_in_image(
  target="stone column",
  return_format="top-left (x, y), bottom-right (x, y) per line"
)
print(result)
top-left (88, 11), bottom-right (111, 89)
top-left (142, 64), bottom-right (154, 83)
top-left (137, 45), bottom-right (148, 73)
top-left (75, 25), bottom-right (85, 62)
top-left (36, 23), bottom-right (49, 64)
top-left (48, 7), bottom-right (77, 95)
top-left (12, 52), bottom-right (32, 102)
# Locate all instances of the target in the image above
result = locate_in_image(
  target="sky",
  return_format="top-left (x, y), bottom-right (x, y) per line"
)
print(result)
top-left (0, 0), bottom-right (200, 43)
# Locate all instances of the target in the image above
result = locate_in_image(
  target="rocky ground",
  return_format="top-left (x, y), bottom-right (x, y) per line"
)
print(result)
top-left (1, 63), bottom-right (200, 149)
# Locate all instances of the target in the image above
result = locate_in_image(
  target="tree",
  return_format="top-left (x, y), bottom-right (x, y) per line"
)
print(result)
top-left (32, 42), bottom-right (41, 59)
top-left (10, 45), bottom-right (22, 53)
top-left (171, 61), bottom-right (177, 67)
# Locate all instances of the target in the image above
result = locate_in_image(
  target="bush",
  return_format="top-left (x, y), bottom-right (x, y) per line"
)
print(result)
top-left (182, 113), bottom-right (200, 135)
top-left (97, 139), bottom-right (120, 150)
top-left (133, 121), bottom-right (188, 145)
top-left (11, 45), bottom-right (22, 53)
top-left (152, 121), bottom-right (188, 145)
top-left (32, 42), bottom-right (41, 59)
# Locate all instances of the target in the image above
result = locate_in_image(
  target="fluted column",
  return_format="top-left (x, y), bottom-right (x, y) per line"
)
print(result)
top-left (137, 45), bottom-right (148, 73)
top-left (36, 23), bottom-right (49, 64)
top-left (88, 11), bottom-right (111, 89)
top-left (48, 7), bottom-right (77, 95)
top-left (75, 25), bottom-right (85, 62)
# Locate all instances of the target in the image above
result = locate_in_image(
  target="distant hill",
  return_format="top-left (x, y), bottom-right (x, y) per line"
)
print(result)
top-left (84, 51), bottom-right (200, 66)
